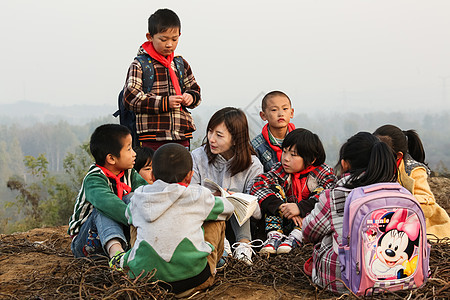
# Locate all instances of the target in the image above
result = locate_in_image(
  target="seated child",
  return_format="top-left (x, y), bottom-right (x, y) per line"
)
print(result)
top-left (120, 143), bottom-right (234, 296)
top-left (374, 124), bottom-right (450, 239)
top-left (302, 132), bottom-right (398, 293)
top-left (250, 128), bottom-right (336, 254)
top-left (68, 124), bottom-right (147, 262)
top-left (251, 91), bottom-right (295, 172)
top-left (130, 146), bottom-right (155, 246)
top-left (134, 146), bottom-right (155, 184)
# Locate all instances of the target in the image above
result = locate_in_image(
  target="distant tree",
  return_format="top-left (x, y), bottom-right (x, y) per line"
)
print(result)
top-left (6, 154), bottom-right (48, 230)
top-left (5, 143), bottom-right (93, 233)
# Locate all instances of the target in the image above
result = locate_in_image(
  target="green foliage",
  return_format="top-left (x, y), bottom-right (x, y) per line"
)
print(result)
top-left (23, 154), bottom-right (49, 177)
top-left (63, 142), bottom-right (93, 189)
top-left (4, 144), bottom-right (93, 233)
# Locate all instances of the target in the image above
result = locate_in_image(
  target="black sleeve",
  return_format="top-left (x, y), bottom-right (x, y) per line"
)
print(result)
top-left (296, 194), bottom-right (319, 218)
top-left (261, 195), bottom-right (283, 216)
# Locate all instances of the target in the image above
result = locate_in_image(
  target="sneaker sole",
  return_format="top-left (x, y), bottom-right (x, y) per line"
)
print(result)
top-left (276, 245), bottom-right (292, 254)
top-left (259, 246), bottom-right (277, 255)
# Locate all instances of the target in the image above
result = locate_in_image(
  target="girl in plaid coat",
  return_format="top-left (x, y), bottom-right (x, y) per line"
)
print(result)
top-left (302, 132), bottom-right (398, 293)
top-left (250, 128), bottom-right (336, 254)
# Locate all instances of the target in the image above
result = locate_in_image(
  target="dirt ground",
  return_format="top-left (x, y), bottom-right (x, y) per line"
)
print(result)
top-left (0, 226), bottom-right (322, 299)
top-left (0, 177), bottom-right (449, 299)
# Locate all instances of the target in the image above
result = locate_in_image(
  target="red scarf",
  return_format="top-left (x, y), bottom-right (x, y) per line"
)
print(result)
top-left (262, 123), bottom-right (296, 162)
top-left (96, 164), bottom-right (131, 200)
top-left (142, 41), bottom-right (182, 96)
top-left (291, 165), bottom-right (316, 201)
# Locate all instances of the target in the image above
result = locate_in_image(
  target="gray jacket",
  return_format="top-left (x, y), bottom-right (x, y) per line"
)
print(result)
top-left (191, 146), bottom-right (263, 194)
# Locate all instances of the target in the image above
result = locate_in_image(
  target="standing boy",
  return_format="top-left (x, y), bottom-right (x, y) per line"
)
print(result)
top-left (68, 124), bottom-right (147, 264)
top-left (251, 91), bottom-right (295, 172)
top-left (120, 143), bottom-right (234, 297)
top-left (123, 8), bottom-right (201, 151)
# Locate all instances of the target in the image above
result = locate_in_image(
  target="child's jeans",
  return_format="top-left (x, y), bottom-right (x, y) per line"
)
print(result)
top-left (71, 194), bottom-right (133, 258)
top-left (229, 214), bottom-right (252, 242)
top-left (71, 208), bottom-right (128, 258)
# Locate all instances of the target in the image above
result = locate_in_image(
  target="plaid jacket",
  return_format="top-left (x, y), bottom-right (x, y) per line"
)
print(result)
top-left (249, 162), bottom-right (336, 218)
top-left (123, 47), bottom-right (201, 142)
top-left (302, 176), bottom-right (351, 293)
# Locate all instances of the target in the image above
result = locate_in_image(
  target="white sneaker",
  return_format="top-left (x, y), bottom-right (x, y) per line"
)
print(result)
top-left (232, 240), bottom-right (263, 266)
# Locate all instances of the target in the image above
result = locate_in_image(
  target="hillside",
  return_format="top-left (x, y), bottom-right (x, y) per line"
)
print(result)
top-left (0, 177), bottom-right (449, 299)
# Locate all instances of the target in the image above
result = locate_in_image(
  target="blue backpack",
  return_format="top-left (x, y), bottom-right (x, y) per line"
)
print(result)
top-left (113, 55), bottom-right (185, 146)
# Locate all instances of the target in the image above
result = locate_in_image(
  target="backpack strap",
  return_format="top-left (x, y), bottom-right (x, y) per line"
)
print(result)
top-left (173, 56), bottom-right (185, 93)
top-left (136, 54), bottom-right (184, 93)
top-left (113, 56), bottom-right (154, 118)
top-left (135, 55), bottom-right (155, 93)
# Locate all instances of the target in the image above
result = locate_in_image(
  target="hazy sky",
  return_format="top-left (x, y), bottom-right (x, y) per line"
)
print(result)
top-left (1, 0), bottom-right (450, 113)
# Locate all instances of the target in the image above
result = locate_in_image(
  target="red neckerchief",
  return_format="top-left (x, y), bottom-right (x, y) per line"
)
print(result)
top-left (396, 155), bottom-right (403, 170)
top-left (262, 123), bottom-right (296, 161)
top-left (141, 41), bottom-right (182, 96)
top-left (177, 182), bottom-right (188, 187)
top-left (96, 164), bottom-right (131, 200)
top-left (291, 165), bottom-right (316, 201)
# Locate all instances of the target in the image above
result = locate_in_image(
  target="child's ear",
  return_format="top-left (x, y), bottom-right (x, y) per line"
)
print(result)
top-left (183, 170), bottom-right (194, 185)
top-left (105, 154), bottom-right (116, 165)
top-left (259, 111), bottom-right (267, 121)
top-left (290, 108), bottom-right (294, 118)
top-left (146, 33), bottom-right (152, 42)
top-left (341, 159), bottom-right (351, 172)
top-left (396, 151), bottom-right (404, 162)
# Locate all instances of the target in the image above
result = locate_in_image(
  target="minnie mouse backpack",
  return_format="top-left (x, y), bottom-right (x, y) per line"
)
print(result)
top-left (338, 182), bottom-right (430, 296)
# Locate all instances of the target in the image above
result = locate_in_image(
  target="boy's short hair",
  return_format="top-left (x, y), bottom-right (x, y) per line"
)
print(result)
top-left (90, 124), bottom-right (131, 166)
top-left (148, 8), bottom-right (181, 36)
top-left (261, 90), bottom-right (291, 111)
top-left (282, 128), bottom-right (326, 167)
top-left (134, 146), bottom-right (155, 173)
top-left (152, 143), bottom-right (192, 183)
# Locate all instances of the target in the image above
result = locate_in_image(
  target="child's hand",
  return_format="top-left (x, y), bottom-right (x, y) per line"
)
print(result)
top-left (223, 188), bottom-right (234, 195)
top-left (291, 216), bottom-right (303, 228)
top-left (279, 203), bottom-right (300, 219)
top-left (169, 95), bottom-right (183, 109)
top-left (181, 93), bottom-right (194, 106)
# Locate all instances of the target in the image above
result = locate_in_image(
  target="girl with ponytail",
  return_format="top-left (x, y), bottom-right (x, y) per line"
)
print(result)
top-left (302, 132), bottom-right (397, 293)
top-left (374, 124), bottom-right (450, 239)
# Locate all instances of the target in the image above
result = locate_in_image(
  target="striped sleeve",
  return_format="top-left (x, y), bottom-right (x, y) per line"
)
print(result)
top-left (205, 196), bottom-right (234, 221)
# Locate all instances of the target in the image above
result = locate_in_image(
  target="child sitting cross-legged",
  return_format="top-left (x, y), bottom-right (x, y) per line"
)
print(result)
top-left (68, 124), bottom-right (147, 263)
top-left (250, 128), bottom-right (337, 254)
top-left (120, 143), bottom-right (234, 297)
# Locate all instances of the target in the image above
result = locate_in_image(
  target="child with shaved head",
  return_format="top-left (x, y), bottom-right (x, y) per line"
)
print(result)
top-left (119, 143), bottom-right (234, 297)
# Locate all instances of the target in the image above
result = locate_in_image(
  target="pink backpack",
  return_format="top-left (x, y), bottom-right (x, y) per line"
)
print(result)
top-left (338, 182), bottom-right (430, 296)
